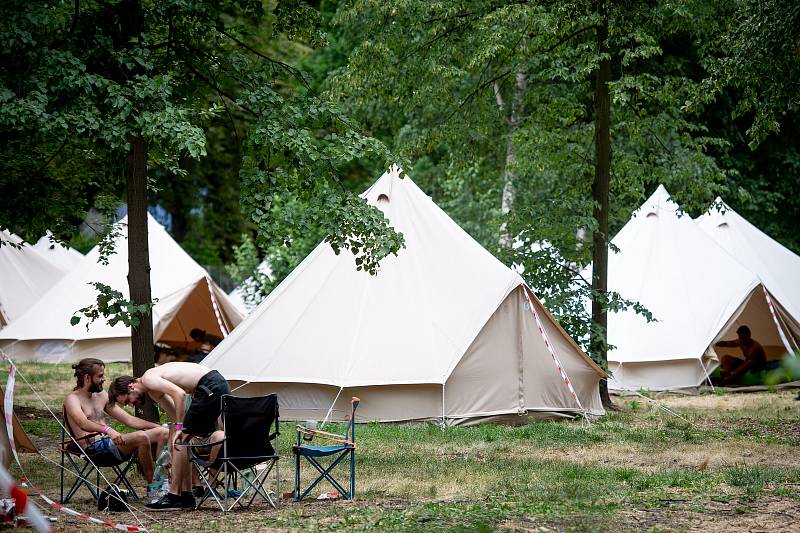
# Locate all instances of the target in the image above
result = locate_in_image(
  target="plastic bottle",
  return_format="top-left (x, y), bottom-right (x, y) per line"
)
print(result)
top-left (148, 441), bottom-right (172, 501)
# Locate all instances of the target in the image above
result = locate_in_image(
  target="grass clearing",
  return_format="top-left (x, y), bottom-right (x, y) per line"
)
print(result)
top-left (3, 363), bottom-right (800, 531)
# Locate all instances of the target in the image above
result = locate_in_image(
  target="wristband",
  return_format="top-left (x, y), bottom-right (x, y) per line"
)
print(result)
top-left (101, 425), bottom-right (109, 435)
top-left (175, 422), bottom-right (184, 431)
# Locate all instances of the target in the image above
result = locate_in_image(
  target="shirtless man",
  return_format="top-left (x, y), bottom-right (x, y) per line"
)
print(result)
top-left (63, 359), bottom-right (167, 486)
top-left (715, 325), bottom-right (767, 385)
top-left (108, 362), bottom-right (228, 511)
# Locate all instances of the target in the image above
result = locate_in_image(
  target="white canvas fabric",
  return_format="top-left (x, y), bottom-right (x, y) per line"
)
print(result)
top-left (204, 167), bottom-right (604, 425)
top-left (33, 232), bottom-right (84, 270)
top-left (0, 231), bottom-right (70, 328)
top-left (697, 200), bottom-right (800, 353)
top-left (0, 214), bottom-right (244, 362)
top-left (605, 186), bottom-right (798, 391)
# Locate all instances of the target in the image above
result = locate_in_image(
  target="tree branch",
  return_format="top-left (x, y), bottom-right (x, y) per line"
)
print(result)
top-left (36, 137), bottom-right (69, 177)
top-left (540, 24), bottom-right (598, 55)
top-left (216, 27), bottom-right (308, 89)
top-left (179, 55), bottom-right (259, 117)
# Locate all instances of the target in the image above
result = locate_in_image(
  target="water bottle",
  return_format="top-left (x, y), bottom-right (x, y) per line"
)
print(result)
top-left (148, 445), bottom-right (172, 501)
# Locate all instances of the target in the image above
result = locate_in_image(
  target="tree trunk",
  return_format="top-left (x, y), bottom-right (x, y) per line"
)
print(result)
top-left (591, 1), bottom-right (614, 409)
top-left (498, 71), bottom-right (527, 249)
top-left (126, 134), bottom-right (159, 422)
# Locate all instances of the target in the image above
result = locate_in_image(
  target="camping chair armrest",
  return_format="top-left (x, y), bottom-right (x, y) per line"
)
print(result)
top-left (62, 431), bottom-right (102, 446)
top-left (295, 426), bottom-right (353, 445)
top-left (174, 438), bottom-right (227, 449)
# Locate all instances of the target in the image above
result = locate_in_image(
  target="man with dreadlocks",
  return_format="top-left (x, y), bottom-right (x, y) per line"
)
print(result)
top-left (63, 358), bottom-right (168, 485)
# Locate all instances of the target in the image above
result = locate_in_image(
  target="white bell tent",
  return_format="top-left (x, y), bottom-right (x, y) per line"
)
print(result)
top-left (33, 232), bottom-right (84, 271)
top-left (0, 214), bottom-right (243, 362)
top-left (606, 186), bottom-right (798, 391)
top-left (697, 199), bottom-right (800, 356)
top-left (204, 167), bottom-right (605, 426)
top-left (0, 231), bottom-right (71, 329)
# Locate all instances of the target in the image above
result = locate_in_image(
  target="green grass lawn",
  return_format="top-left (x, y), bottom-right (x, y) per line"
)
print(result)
top-left (4, 363), bottom-right (800, 531)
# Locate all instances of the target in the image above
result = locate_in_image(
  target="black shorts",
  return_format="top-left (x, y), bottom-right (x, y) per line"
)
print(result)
top-left (184, 370), bottom-right (230, 437)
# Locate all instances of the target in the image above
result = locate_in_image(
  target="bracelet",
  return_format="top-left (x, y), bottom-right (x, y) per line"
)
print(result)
top-left (175, 422), bottom-right (184, 431)
top-left (101, 425), bottom-right (109, 435)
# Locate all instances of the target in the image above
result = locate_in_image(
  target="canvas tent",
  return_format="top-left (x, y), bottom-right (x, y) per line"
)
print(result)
top-left (0, 231), bottom-right (71, 329)
top-left (33, 232), bottom-right (84, 271)
top-left (204, 167), bottom-right (605, 426)
top-left (697, 199), bottom-right (800, 356)
top-left (605, 186), bottom-right (798, 391)
top-left (0, 214), bottom-right (244, 363)
top-left (0, 386), bottom-right (37, 469)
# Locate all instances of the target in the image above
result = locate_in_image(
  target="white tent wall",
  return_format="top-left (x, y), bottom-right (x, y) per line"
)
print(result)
top-left (0, 337), bottom-right (133, 363)
top-left (609, 359), bottom-right (711, 392)
top-left (0, 231), bottom-right (70, 328)
top-left (229, 381), bottom-right (444, 423)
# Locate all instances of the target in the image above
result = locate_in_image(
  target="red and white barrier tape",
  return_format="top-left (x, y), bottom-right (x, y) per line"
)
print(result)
top-left (39, 494), bottom-right (147, 532)
top-left (522, 289), bottom-right (586, 413)
top-left (205, 276), bottom-right (229, 338)
top-left (1, 355), bottom-right (150, 531)
top-left (762, 286), bottom-right (797, 356)
top-left (0, 467), bottom-right (51, 532)
top-left (4, 365), bottom-right (18, 466)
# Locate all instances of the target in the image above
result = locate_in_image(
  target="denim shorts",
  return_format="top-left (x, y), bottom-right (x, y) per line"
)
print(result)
top-left (84, 436), bottom-right (128, 462)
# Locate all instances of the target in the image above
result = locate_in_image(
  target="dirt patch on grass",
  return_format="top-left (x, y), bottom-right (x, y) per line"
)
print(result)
top-left (656, 390), bottom-right (798, 414)
top-left (536, 439), bottom-right (799, 472)
top-left (618, 495), bottom-right (800, 532)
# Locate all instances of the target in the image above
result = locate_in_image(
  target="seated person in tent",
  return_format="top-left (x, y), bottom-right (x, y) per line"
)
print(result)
top-left (63, 358), bottom-right (168, 485)
top-left (109, 362), bottom-right (228, 511)
top-left (154, 342), bottom-right (179, 366)
top-left (189, 328), bottom-right (223, 363)
top-left (715, 325), bottom-right (767, 385)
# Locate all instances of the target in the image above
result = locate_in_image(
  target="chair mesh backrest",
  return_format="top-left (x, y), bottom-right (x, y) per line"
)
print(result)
top-left (221, 394), bottom-right (279, 459)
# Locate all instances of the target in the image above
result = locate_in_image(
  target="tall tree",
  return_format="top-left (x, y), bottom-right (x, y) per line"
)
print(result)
top-left (327, 0), bottom-right (725, 404)
top-left (0, 0), bottom-right (404, 419)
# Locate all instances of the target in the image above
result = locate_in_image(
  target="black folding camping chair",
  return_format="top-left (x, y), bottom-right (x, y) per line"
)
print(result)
top-left (60, 414), bottom-right (139, 504)
top-left (179, 393), bottom-right (280, 511)
top-left (293, 397), bottom-right (360, 501)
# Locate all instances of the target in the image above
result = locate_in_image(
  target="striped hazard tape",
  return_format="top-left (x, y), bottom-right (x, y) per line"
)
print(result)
top-left (205, 276), bottom-right (229, 337)
top-left (522, 289), bottom-right (586, 413)
top-left (39, 494), bottom-right (148, 532)
top-left (761, 286), bottom-right (797, 356)
top-left (4, 365), bottom-right (18, 466)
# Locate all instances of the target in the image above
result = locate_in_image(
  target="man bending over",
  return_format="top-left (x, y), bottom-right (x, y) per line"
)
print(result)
top-left (108, 362), bottom-right (228, 511)
top-left (63, 359), bottom-right (168, 485)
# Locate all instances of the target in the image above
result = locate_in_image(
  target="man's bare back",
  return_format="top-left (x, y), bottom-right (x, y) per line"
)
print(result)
top-left (142, 362), bottom-right (210, 393)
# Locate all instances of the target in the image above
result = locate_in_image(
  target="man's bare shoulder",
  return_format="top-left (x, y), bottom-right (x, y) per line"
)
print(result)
top-left (63, 390), bottom-right (80, 407)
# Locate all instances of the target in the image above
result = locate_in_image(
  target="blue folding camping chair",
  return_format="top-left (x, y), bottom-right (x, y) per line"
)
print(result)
top-left (293, 397), bottom-right (360, 501)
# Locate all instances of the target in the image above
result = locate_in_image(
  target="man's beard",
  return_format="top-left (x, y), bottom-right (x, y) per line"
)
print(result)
top-left (89, 382), bottom-right (103, 393)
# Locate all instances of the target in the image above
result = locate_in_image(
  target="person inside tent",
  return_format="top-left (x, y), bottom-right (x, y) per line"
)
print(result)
top-left (63, 359), bottom-right (168, 485)
top-left (189, 328), bottom-right (223, 363)
top-left (108, 362), bottom-right (228, 511)
top-left (154, 343), bottom-right (180, 366)
top-left (715, 325), bottom-right (767, 385)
